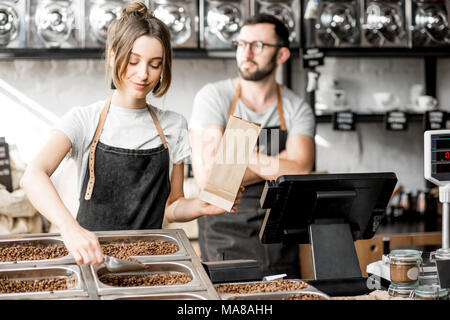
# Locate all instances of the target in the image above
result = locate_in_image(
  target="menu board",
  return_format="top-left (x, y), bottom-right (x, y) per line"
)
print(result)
top-left (385, 111), bottom-right (408, 131)
top-left (424, 110), bottom-right (447, 131)
top-left (332, 111), bottom-right (355, 131)
top-left (302, 48), bottom-right (324, 68)
top-left (0, 137), bottom-right (13, 192)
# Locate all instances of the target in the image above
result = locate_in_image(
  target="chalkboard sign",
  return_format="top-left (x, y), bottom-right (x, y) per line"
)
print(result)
top-left (332, 111), bottom-right (355, 131)
top-left (385, 111), bottom-right (408, 131)
top-left (424, 110), bottom-right (447, 131)
top-left (302, 48), bottom-right (324, 69)
top-left (0, 137), bottom-right (13, 192)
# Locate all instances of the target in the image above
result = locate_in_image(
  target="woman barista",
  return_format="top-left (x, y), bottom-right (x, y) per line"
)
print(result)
top-left (20, 1), bottom-right (240, 266)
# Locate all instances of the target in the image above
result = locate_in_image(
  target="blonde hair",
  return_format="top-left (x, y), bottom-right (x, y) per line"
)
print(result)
top-left (105, 1), bottom-right (172, 97)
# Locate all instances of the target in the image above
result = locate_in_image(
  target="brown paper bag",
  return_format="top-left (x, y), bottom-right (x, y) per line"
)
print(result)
top-left (199, 116), bottom-right (261, 211)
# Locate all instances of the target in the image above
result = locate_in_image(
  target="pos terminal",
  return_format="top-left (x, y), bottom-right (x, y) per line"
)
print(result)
top-left (259, 172), bottom-right (397, 295)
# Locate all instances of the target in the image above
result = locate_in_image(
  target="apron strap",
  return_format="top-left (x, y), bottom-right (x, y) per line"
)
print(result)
top-left (147, 105), bottom-right (168, 149)
top-left (227, 81), bottom-right (286, 131)
top-left (84, 100), bottom-right (168, 200)
top-left (275, 84), bottom-right (286, 131)
top-left (85, 99), bottom-right (111, 200)
top-left (227, 82), bottom-right (241, 122)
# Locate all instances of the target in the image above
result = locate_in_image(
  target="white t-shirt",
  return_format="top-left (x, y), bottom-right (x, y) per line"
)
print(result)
top-left (54, 100), bottom-right (191, 198)
top-left (190, 79), bottom-right (315, 138)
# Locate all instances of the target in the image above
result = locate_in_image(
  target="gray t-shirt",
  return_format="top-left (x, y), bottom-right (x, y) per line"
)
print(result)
top-left (54, 100), bottom-right (191, 197)
top-left (190, 79), bottom-right (315, 138)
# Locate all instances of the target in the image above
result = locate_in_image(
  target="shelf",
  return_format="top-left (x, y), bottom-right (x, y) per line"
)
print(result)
top-left (1, 46), bottom-right (448, 60)
top-left (316, 113), bottom-right (425, 124)
top-left (0, 48), bottom-right (103, 60)
top-left (316, 47), bottom-right (450, 58)
top-left (0, 48), bottom-right (240, 60)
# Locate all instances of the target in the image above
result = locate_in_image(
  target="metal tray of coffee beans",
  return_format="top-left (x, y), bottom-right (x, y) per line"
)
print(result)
top-left (215, 279), bottom-right (332, 300)
top-left (0, 265), bottom-right (88, 300)
top-left (91, 260), bottom-right (208, 296)
top-left (95, 230), bottom-right (189, 262)
top-left (0, 230), bottom-right (190, 268)
top-left (100, 291), bottom-right (212, 300)
top-left (0, 235), bottom-right (74, 267)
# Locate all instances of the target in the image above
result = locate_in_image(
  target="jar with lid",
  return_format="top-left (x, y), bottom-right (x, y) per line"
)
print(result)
top-left (430, 248), bottom-right (450, 262)
top-left (388, 283), bottom-right (415, 298)
top-left (411, 284), bottom-right (448, 300)
top-left (388, 249), bottom-right (422, 286)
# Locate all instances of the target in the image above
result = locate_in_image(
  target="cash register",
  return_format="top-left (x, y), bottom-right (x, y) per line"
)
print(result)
top-left (258, 172), bottom-right (398, 296)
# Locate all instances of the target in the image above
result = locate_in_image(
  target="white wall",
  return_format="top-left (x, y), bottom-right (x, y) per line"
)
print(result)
top-left (310, 56), bottom-right (444, 192)
top-left (0, 56), bottom-right (449, 192)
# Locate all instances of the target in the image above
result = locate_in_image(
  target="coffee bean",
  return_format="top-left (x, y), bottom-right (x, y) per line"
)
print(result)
top-left (101, 240), bottom-right (179, 261)
top-left (100, 273), bottom-right (192, 287)
top-left (216, 280), bottom-right (308, 294)
top-left (0, 244), bottom-right (68, 262)
top-left (283, 293), bottom-right (326, 300)
top-left (0, 278), bottom-right (73, 294)
top-left (0, 241), bottom-right (178, 263)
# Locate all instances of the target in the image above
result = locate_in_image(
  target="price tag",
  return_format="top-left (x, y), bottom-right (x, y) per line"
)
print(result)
top-left (0, 137), bottom-right (13, 192)
top-left (302, 48), bottom-right (324, 69)
top-left (385, 111), bottom-right (408, 131)
top-left (332, 111), bottom-right (355, 131)
top-left (424, 110), bottom-right (447, 130)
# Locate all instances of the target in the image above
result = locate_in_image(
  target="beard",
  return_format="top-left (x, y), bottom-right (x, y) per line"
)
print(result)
top-left (238, 52), bottom-right (277, 82)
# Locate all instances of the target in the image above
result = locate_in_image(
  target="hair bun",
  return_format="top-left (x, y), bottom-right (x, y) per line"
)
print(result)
top-left (122, 1), bottom-right (148, 17)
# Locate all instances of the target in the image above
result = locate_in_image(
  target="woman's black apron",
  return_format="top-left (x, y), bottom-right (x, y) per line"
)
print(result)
top-left (198, 83), bottom-right (300, 278)
top-left (76, 99), bottom-right (171, 231)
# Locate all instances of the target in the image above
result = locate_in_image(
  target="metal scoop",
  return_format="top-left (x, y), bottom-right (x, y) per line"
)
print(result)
top-left (103, 255), bottom-right (147, 273)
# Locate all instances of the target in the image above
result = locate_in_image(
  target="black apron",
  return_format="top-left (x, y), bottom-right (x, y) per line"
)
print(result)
top-left (76, 99), bottom-right (171, 231)
top-left (198, 82), bottom-right (300, 278)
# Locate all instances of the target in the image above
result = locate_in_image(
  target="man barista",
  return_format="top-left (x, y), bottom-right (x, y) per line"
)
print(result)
top-left (189, 14), bottom-right (315, 278)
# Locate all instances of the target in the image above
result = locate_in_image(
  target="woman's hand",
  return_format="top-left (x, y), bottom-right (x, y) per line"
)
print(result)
top-left (59, 222), bottom-right (104, 266)
top-left (199, 186), bottom-right (244, 215)
top-left (278, 150), bottom-right (288, 160)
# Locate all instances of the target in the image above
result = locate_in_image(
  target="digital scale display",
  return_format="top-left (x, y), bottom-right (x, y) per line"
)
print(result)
top-left (436, 151), bottom-right (450, 161)
top-left (436, 139), bottom-right (450, 150)
top-left (431, 135), bottom-right (450, 178)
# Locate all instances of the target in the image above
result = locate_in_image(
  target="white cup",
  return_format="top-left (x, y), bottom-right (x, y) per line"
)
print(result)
top-left (417, 95), bottom-right (437, 109)
top-left (373, 92), bottom-right (398, 111)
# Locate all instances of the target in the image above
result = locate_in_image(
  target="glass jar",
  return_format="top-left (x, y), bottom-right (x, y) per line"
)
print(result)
top-left (388, 283), bottom-right (416, 298)
top-left (388, 249), bottom-right (422, 286)
top-left (430, 248), bottom-right (450, 262)
top-left (411, 284), bottom-right (449, 300)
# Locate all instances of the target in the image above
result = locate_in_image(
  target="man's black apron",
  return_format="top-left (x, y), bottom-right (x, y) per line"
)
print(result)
top-left (198, 82), bottom-right (300, 278)
top-left (76, 99), bottom-right (171, 231)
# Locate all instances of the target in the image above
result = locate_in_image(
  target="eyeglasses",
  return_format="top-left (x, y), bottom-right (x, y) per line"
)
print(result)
top-left (231, 40), bottom-right (283, 55)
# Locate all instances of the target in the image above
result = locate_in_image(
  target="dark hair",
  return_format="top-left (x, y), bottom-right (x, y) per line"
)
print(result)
top-left (243, 14), bottom-right (290, 48)
top-left (105, 1), bottom-right (172, 97)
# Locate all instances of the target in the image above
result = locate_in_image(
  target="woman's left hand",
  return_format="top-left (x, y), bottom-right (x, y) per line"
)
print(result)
top-left (199, 185), bottom-right (244, 215)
